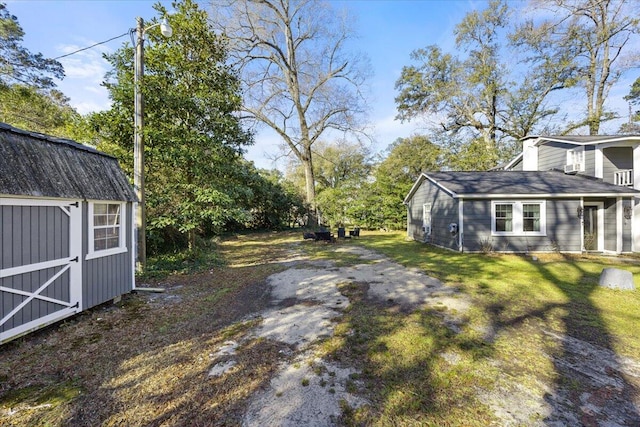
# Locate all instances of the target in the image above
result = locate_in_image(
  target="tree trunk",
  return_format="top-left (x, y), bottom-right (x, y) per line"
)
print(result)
top-left (188, 229), bottom-right (196, 251)
top-left (302, 144), bottom-right (318, 227)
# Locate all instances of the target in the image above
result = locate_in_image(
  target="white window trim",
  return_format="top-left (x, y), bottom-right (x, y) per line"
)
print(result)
top-left (86, 201), bottom-right (128, 260)
top-left (423, 203), bottom-right (432, 235)
top-left (566, 147), bottom-right (585, 171)
top-left (491, 200), bottom-right (546, 236)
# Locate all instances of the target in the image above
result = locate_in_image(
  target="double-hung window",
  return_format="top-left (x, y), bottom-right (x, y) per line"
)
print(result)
top-left (492, 201), bottom-right (545, 236)
top-left (87, 202), bottom-right (127, 259)
top-left (566, 147), bottom-right (585, 171)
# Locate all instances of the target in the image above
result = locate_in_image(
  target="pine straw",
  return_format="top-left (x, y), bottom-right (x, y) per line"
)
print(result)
top-left (0, 232), bottom-right (295, 427)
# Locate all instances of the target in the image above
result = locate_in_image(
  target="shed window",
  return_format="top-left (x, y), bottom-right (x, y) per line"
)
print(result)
top-left (492, 201), bottom-right (546, 236)
top-left (87, 202), bottom-right (127, 260)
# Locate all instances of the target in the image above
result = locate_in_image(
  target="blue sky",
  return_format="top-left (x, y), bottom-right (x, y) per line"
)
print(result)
top-left (6, 0), bottom-right (478, 169)
top-left (6, 0), bottom-right (638, 169)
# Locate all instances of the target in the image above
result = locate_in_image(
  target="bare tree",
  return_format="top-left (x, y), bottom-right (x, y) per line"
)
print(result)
top-left (523, 0), bottom-right (639, 135)
top-left (209, 0), bottom-right (370, 224)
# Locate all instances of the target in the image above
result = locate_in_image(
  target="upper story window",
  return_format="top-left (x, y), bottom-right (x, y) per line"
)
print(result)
top-left (492, 201), bottom-right (546, 236)
top-left (566, 147), bottom-right (585, 170)
top-left (87, 202), bottom-right (127, 260)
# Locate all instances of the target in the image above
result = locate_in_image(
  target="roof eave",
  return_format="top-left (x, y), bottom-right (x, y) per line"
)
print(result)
top-left (456, 192), bottom-right (640, 199)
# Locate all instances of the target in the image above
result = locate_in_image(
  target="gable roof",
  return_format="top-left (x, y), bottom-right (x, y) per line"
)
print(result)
top-left (0, 122), bottom-right (137, 201)
top-left (404, 170), bottom-right (640, 203)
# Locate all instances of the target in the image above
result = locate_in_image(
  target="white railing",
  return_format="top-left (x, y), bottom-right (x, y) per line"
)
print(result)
top-left (614, 169), bottom-right (633, 186)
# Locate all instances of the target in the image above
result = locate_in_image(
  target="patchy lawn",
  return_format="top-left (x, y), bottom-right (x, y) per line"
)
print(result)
top-left (1, 230), bottom-right (640, 426)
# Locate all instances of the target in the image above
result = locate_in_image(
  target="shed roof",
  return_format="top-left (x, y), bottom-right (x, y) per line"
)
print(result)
top-left (0, 123), bottom-right (137, 201)
top-left (404, 170), bottom-right (640, 203)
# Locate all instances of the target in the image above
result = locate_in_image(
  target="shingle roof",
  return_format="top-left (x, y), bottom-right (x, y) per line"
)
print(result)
top-left (405, 170), bottom-right (640, 202)
top-left (0, 122), bottom-right (137, 201)
top-left (523, 135), bottom-right (640, 145)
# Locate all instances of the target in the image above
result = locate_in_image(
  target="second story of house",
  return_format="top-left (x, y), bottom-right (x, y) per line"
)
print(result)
top-left (504, 135), bottom-right (640, 189)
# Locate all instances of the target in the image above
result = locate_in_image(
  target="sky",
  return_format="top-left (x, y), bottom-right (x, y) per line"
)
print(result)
top-left (5, 0), bottom-right (639, 170)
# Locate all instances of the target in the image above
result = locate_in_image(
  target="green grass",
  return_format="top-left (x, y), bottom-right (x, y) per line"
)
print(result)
top-left (354, 231), bottom-right (640, 357)
top-left (2, 229), bottom-right (639, 426)
top-left (317, 230), bottom-right (640, 425)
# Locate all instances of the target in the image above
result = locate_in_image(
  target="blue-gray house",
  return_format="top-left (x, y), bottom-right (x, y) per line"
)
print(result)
top-left (404, 168), bottom-right (640, 254)
top-left (0, 123), bottom-right (137, 344)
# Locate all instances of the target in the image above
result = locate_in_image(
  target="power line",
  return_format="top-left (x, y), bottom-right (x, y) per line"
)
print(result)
top-left (53, 31), bottom-right (131, 60)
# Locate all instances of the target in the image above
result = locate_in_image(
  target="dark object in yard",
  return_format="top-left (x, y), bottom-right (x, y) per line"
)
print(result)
top-left (337, 227), bottom-right (345, 238)
top-left (349, 227), bottom-right (360, 238)
top-left (303, 232), bottom-right (316, 240)
top-left (314, 231), bottom-right (333, 242)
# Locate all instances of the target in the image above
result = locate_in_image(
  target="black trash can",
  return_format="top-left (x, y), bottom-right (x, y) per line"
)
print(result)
top-left (337, 227), bottom-right (345, 238)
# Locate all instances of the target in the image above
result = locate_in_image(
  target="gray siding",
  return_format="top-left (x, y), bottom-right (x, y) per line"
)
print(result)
top-left (603, 147), bottom-right (633, 185)
top-left (538, 142), bottom-right (573, 171)
top-left (537, 142), bottom-right (596, 176)
top-left (407, 179), bottom-right (459, 250)
top-left (462, 199), bottom-right (582, 253)
top-left (584, 146), bottom-right (596, 175)
top-left (81, 202), bottom-right (134, 310)
top-left (1, 204), bottom-right (71, 333)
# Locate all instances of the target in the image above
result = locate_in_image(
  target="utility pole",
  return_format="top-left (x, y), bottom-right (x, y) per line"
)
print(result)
top-left (134, 16), bottom-right (146, 272)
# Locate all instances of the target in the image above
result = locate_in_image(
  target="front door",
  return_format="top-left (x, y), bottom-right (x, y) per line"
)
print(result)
top-left (583, 203), bottom-right (603, 251)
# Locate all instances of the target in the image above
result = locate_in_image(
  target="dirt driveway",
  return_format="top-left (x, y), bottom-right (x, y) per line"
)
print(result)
top-left (212, 242), bottom-right (640, 426)
top-left (2, 235), bottom-right (640, 426)
top-left (228, 244), bottom-right (470, 426)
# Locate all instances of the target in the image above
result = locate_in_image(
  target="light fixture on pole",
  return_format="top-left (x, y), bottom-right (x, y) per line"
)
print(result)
top-left (134, 17), bottom-right (172, 272)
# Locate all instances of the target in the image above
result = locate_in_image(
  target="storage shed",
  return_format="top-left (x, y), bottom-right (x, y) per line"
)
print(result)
top-left (0, 123), bottom-right (137, 344)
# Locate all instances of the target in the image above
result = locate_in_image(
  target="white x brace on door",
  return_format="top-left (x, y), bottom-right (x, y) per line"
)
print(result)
top-left (0, 199), bottom-right (82, 343)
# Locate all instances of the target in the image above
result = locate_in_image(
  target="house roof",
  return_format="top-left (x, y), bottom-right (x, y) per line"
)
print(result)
top-left (404, 170), bottom-right (640, 203)
top-left (0, 122), bottom-right (137, 201)
top-left (522, 134), bottom-right (640, 146)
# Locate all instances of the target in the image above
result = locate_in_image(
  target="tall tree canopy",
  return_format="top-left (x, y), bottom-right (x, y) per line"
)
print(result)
top-left (0, 3), bottom-right (80, 137)
top-left (372, 135), bottom-right (443, 229)
top-left (395, 1), bottom-right (513, 169)
top-left (0, 3), bottom-right (63, 89)
top-left (395, 0), bottom-right (637, 170)
top-left (519, 0), bottom-right (639, 135)
top-left (0, 85), bottom-right (81, 136)
top-left (92, 0), bottom-right (253, 251)
top-left (395, 0), bottom-right (579, 170)
top-left (210, 0), bottom-right (370, 224)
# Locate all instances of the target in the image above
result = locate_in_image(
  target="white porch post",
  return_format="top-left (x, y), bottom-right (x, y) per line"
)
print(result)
top-left (458, 199), bottom-right (464, 252)
top-left (617, 197), bottom-right (623, 254)
top-left (633, 145), bottom-right (640, 252)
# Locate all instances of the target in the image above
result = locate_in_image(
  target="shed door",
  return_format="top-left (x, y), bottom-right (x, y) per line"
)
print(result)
top-left (1, 199), bottom-right (82, 343)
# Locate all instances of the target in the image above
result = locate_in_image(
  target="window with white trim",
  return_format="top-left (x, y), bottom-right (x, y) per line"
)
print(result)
top-left (87, 202), bottom-right (127, 259)
top-left (492, 201), bottom-right (546, 236)
top-left (566, 147), bottom-right (585, 170)
top-left (423, 203), bottom-right (432, 235)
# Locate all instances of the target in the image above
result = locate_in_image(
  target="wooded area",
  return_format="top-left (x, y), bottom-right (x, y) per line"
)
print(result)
top-left (1, 0), bottom-right (639, 256)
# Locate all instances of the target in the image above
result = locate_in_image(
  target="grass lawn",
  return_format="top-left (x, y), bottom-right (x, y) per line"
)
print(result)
top-left (332, 231), bottom-right (640, 425)
top-left (1, 230), bottom-right (639, 426)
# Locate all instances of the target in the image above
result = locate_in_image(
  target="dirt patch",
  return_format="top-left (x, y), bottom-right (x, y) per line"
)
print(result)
top-left (235, 245), bottom-right (472, 426)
